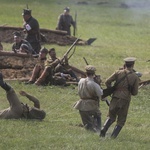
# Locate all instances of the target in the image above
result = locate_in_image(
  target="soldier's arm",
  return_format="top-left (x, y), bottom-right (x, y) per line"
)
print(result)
top-left (131, 76), bottom-right (139, 96)
top-left (19, 91), bottom-right (40, 108)
top-left (105, 71), bottom-right (117, 88)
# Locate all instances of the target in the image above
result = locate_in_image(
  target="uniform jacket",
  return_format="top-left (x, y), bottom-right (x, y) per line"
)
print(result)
top-left (74, 77), bottom-right (103, 111)
top-left (105, 68), bottom-right (139, 100)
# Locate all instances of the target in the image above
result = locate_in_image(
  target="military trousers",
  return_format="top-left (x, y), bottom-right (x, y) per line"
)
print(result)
top-left (109, 97), bottom-right (130, 127)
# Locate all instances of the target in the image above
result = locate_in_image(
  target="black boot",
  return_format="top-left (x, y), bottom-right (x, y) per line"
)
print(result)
top-left (111, 125), bottom-right (122, 139)
top-left (100, 118), bottom-right (113, 137)
top-left (0, 73), bottom-right (11, 91)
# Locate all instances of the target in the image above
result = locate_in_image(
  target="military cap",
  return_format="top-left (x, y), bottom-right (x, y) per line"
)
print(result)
top-left (13, 31), bottom-right (21, 37)
top-left (124, 57), bottom-right (136, 64)
top-left (48, 48), bottom-right (55, 53)
top-left (40, 47), bottom-right (48, 54)
top-left (85, 65), bottom-right (96, 73)
top-left (64, 7), bottom-right (70, 12)
top-left (22, 9), bottom-right (31, 16)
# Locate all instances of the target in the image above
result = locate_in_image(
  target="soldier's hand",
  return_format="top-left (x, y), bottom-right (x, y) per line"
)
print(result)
top-left (19, 91), bottom-right (28, 96)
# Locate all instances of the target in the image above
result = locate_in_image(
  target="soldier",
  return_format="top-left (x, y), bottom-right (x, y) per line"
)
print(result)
top-left (22, 8), bottom-right (41, 54)
top-left (25, 47), bottom-right (48, 84)
top-left (100, 57), bottom-right (139, 138)
top-left (12, 31), bottom-right (36, 54)
top-left (56, 7), bottom-right (76, 36)
top-left (0, 73), bottom-right (46, 120)
top-left (74, 65), bottom-right (103, 132)
top-left (34, 48), bottom-right (77, 86)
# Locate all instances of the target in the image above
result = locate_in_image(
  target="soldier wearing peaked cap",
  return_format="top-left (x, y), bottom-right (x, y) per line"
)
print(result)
top-left (74, 65), bottom-right (103, 132)
top-left (100, 57), bottom-right (139, 139)
top-left (56, 7), bottom-right (76, 35)
top-left (22, 8), bottom-right (41, 54)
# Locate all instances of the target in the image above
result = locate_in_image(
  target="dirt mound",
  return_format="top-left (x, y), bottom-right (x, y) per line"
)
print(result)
top-left (0, 51), bottom-right (86, 81)
top-left (0, 26), bottom-right (87, 46)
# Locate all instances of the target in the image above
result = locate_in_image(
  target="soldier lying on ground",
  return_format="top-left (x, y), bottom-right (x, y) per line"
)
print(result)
top-left (0, 73), bottom-right (46, 120)
top-left (25, 47), bottom-right (48, 84)
top-left (12, 31), bottom-right (36, 54)
top-left (33, 48), bottom-right (78, 86)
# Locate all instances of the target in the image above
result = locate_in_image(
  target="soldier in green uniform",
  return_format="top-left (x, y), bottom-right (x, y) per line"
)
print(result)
top-left (74, 65), bottom-right (103, 132)
top-left (0, 73), bottom-right (46, 120)
top-left (56, 7), bottom-right (76, 36)
top-left (22, 8), bottom-right (41, 54)
top-left (100, 57), bottom-right (139, 138)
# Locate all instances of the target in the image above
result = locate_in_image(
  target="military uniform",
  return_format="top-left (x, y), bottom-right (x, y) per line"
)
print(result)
top-left (22, 9), bottom-right (41, 54)
top-left (26, 47), bottom-right (48, 84)
top-left (57, 7), bottom-right (75, 35)
top-left (74, 65), bottom-right (103, 132)
top-left (0, 73), bottom-right (46, 120)
top-left (100, 57), bottom-right (139, 138)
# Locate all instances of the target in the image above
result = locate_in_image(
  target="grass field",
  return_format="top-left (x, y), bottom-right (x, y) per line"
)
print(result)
top-left (0, 0), bottom-right (150, 150)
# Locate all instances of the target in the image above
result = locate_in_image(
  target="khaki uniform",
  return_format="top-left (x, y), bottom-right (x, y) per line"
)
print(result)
top-left (0, 88), bottom-right (46, 120)
top-left (74, 77), bottom-right (103, 130)
top-left (105, 68), bottom-right (139, 126)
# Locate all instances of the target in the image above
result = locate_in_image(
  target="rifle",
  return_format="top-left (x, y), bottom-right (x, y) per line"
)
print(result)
top-left (73, 11), bottom-right (77, 36)
top-left (139, 79), bottom-right (150, 89)
top-left (60, 38), bottom-right (79, 64)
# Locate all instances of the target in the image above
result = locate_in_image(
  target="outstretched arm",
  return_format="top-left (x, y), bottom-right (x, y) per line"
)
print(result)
top-left (19, 91), bottom-right (40, 108)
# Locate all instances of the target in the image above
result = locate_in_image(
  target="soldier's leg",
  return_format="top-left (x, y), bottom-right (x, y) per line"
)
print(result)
top-left (79, 110), bottom-right (96, 132)
top-left (111, 100), bottom-right (130, 138)
top-left (111, 125), bottom-right (122, 139)
top-left (0, 73), bottom-right (11, 91)
top-left (35, 67), bottom-right (51, 85)
top-left (26, 65), bottom-right (41, 84)
top-left (0, 73), bottom-right (23, 117)
top-left (100, 98), bottom-right (118, 137)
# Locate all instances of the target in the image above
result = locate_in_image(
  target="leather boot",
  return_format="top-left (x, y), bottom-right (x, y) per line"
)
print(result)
top-left (0, 73), bottom-right (11, 91)
top-left (34, 67), bottom-right (49, 86)
top-left (111, 125), bottom-right (122, 139)
top-left (100, 118), bottom-right (113, 137)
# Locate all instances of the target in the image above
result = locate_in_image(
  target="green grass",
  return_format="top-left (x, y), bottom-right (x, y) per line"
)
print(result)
top-left (0, 0), bottom-right (150, 150)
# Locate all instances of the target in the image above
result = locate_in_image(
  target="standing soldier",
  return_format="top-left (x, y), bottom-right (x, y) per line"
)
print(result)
top-left (56, 7), bottom-right (76, 36)
top-left (74, 65), bottom-right (103, 132)
top-left (22, 8), bottom-right (41, 54)
top-left (100, 57), bottom-right (139, 138)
